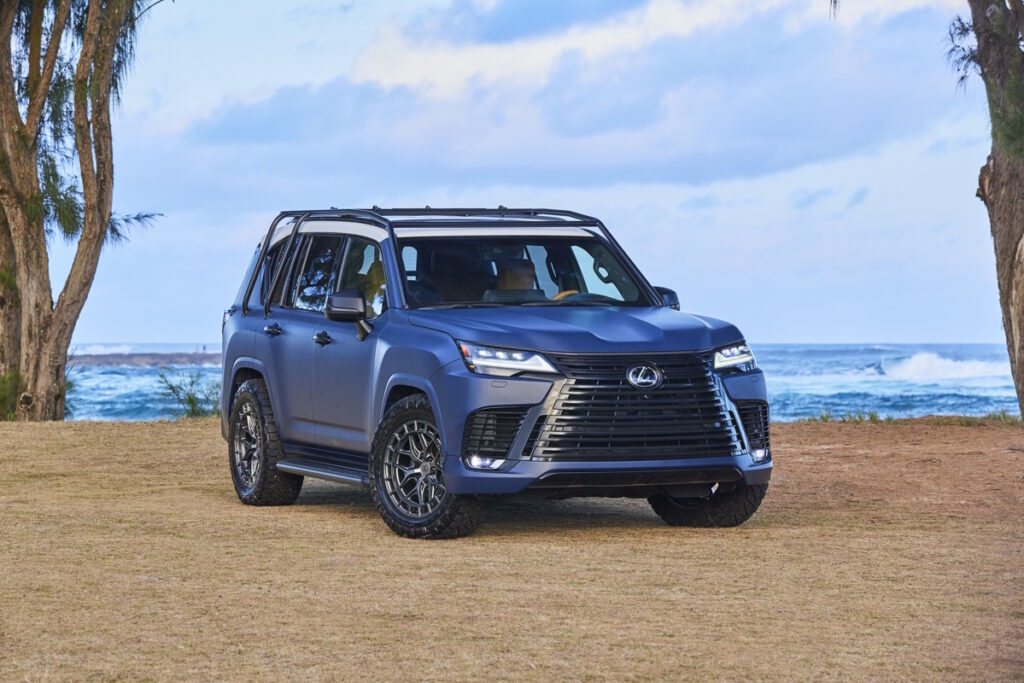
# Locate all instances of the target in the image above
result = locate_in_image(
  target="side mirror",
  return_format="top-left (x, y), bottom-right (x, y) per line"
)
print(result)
top-left (325, 290), bottom-right (366, 322)
top-left (654, 286), bottom-right (680, 311)
top-left (326, 290), bottom-right (375, 341)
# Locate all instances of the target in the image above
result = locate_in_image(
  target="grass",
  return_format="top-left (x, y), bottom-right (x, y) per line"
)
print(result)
top-left (157, 367), bottom-right (220, 418)
top-left (1, 418), bottom-right (1023, 680)
top-left (798, 410), bottom-right (1022, 426)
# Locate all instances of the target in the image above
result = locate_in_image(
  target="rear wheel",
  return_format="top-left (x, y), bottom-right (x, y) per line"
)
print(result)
top-left (229, 379), bottom-right (303, 505)
top-left (648, 483), bottom-right (768, 527)
top-left (369, 394), bottom-right (481, 539)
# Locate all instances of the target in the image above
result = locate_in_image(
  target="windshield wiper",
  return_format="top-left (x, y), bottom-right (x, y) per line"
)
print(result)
top-left (520, 300), bottom-right (616, 307)
top-left (418, 302), bottom-right (510, 310)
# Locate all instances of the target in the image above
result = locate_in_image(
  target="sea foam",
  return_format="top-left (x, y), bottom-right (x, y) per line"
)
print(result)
top-left (882, 352), bottom-right (1010, 381)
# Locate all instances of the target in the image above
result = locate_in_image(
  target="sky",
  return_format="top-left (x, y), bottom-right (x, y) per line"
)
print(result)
top-left (47, 0), bottom-right (1003, 345)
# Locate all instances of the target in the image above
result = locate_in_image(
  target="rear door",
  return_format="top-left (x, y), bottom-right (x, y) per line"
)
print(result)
top-left (258, 233), bottom-right (344, 446)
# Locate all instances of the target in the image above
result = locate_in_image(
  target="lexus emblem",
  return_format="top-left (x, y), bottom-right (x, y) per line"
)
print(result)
top-left (626, 364), bottom-right (663, 389)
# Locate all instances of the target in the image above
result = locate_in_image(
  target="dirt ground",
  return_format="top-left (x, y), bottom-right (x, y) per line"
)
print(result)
top-left (1, 418), bottom-right (1022, 681)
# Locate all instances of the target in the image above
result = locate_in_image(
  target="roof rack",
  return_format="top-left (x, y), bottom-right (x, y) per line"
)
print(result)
top-left (242, 207), bottom-right (656, 315)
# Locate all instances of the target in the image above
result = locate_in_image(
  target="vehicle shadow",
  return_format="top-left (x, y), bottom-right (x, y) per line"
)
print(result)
top-left (292, 479), bottom-right (667, 534)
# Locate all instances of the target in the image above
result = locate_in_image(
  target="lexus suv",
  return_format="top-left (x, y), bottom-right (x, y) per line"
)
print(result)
top-left (221, 207), bottom-right (771, 538)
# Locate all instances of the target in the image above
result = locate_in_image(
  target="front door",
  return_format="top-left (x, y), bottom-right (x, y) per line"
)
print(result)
top-left (313, 237), bottom-right (389, 455)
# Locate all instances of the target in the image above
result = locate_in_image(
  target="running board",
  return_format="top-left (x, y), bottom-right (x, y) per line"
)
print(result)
top-left (276, 458), bottom-right (370, 487)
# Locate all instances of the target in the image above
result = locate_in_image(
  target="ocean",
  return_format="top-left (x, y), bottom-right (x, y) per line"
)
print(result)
top-left (65, 343), bottom-right (1017, 422)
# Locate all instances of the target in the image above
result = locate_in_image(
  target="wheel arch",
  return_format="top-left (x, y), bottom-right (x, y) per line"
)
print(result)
top-left (223, 357), bottom-right (274, 440)
top-left (377, 375), bottom-right (446, 452)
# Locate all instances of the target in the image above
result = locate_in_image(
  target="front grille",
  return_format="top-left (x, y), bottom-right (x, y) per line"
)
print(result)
top-left (737, 401), bottom-right (770, 450)
top-left (462, 406), bottom-right (530, 459)
top-left (526, 353), bottom-right (742, 461)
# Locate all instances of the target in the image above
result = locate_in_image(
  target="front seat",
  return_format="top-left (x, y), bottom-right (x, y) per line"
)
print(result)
top-left (483, 259), bottom-right (546, 302)
top-left (363, 257), bottom-right (387, 316)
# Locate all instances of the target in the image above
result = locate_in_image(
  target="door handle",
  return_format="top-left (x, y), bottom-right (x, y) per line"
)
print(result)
top-left (313, 331), bottom-right (332, 346)
top-left (262, 323), bottom-right (283, 337)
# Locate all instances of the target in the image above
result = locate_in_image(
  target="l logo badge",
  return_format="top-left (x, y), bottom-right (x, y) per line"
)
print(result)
top-left (626, 364), bottom-right (663, 389)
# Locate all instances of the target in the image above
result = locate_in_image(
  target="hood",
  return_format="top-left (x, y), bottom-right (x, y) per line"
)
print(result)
top-left (408, 306), bottom-right (743, 354)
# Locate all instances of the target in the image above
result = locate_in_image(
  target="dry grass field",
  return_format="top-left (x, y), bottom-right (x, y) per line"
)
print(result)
top-left (1, 418), bottom-right (1022, 681)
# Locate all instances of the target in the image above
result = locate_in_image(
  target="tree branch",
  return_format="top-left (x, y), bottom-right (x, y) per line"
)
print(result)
top-left (27, 0), bottom-right (44, 96)
top-left (25, 0), bottom-right (73, 138)
top-left (136, 0), bottom-right (173, 21)
top-left (0, 3), bottom-right (24, 137)
top-left (53, 0), bottom-right (132, 346)
top-left (71, 1), bottom-right (103, 205)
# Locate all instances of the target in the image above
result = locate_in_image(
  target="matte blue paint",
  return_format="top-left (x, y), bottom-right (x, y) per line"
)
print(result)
top-left (221, 215), bottom-right (771, 495)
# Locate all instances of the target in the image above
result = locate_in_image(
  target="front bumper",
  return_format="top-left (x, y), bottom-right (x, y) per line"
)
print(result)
top-left (444, 452), bottom-right (772, 495)
top-left (432, 360), bottom-right (772, 496)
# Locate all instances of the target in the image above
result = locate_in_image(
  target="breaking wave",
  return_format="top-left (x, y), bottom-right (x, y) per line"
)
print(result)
top-left (881, 352), bottom-right (1010, 381)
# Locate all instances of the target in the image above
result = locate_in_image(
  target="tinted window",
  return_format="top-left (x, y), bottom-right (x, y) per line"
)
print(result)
top-left (571, 244), bottom-right (638, 301)
top-left (394, 236), bottom-right (648, 308)
top-left (267, 235), bottom-right (305, 307)
top-left (338, 238), bottom-right (387, 319)
top-left (293, 235), bottom-right (344, 312)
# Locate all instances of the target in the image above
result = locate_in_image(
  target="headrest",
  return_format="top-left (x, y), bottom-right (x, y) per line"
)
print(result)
top-left (496, 259), bottom-right (536, 290)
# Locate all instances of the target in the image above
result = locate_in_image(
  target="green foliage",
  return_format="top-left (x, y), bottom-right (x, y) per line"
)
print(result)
top-left (947, 16), bottom-right (979, 91)
top-left (0, 370), bottom-right (19, 420)
top-left (0, 267), bottom-right (16, 296)
top-left (9, 1), bottom-right (161, 243)
top-left (157, 368), bottom-right (220, 419)
top-left (948, 9), bottom-right (1024, 156)
top-left (922, 411), bottom-right (1022, 427)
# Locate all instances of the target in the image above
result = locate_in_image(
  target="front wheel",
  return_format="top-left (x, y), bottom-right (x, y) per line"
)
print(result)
top-left (369, 395), bottom-right (481, 539)
top-left (648, 483), bottom-right (768, 527)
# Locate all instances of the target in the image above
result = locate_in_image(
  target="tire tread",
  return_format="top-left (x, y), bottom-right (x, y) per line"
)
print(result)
top-left (648, 483), bottom-right (768, 527)
top-left (229, 379), bottom-right (303, 506)
top-left (369, 394), bottom-right (481, 539)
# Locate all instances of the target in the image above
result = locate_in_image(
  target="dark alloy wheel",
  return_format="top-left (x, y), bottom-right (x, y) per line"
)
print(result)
top-left (370, 394), bottom-right (481, 539)
top-left (233, 400), bottom-right (263, 493)
top-left (228, 379), bottom-right (303, 506)
top-left (381, 418), bottom-right (446, 519)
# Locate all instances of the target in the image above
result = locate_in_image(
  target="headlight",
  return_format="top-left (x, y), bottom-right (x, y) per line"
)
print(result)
top-left (457, 341), bottom-right (559, 377)
top-left (714, 343), bottom-right (756, 372)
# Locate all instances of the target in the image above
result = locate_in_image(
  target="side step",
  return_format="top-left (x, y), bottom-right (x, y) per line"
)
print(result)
top-left (276, 458), bottom-right (370, 487)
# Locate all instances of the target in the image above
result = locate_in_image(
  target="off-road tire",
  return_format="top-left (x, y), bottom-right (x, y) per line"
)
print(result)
top-left (229, 379), bottom-right (303, 505)
top-left (369, 394), bottom-right (481, 539)
top-left (648, 483), bottom-right (768, 527)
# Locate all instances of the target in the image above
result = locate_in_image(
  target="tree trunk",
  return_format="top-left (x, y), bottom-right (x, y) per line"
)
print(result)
top-left (968, 0), bottom-right (1024, 416)
top-left (5, 200), bottom-right (61, 421)
top-left (978, 152), bottom-right (1024, 416)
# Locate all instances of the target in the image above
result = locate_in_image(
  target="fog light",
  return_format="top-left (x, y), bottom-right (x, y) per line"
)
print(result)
top-left (467, 455), bottom-right (505, 470)
top-left (751, 448), bottom-right (771, 464)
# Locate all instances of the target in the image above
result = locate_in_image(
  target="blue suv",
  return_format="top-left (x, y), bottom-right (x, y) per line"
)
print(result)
top-left (221, 208), bottom-right (771, 538)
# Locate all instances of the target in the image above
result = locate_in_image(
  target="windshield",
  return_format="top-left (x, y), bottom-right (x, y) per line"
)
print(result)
top-left (396, 235), bottom-right (651, 309)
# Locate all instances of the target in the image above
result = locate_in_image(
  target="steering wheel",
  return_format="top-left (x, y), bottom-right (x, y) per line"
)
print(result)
top-left (552, 289), bottom-right (579, 301)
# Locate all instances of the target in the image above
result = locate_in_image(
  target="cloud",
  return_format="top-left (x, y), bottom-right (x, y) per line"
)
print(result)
top-left (405, 0), bottom-right (649, 44)
top-left (792, 187), bottom-right (836, 209)
top-left (351, 0), bottom-right (964, 95)
top-left (155, 1), bottom-right (980, 206)
top-left (845, 186), bottom-right (870, 209)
